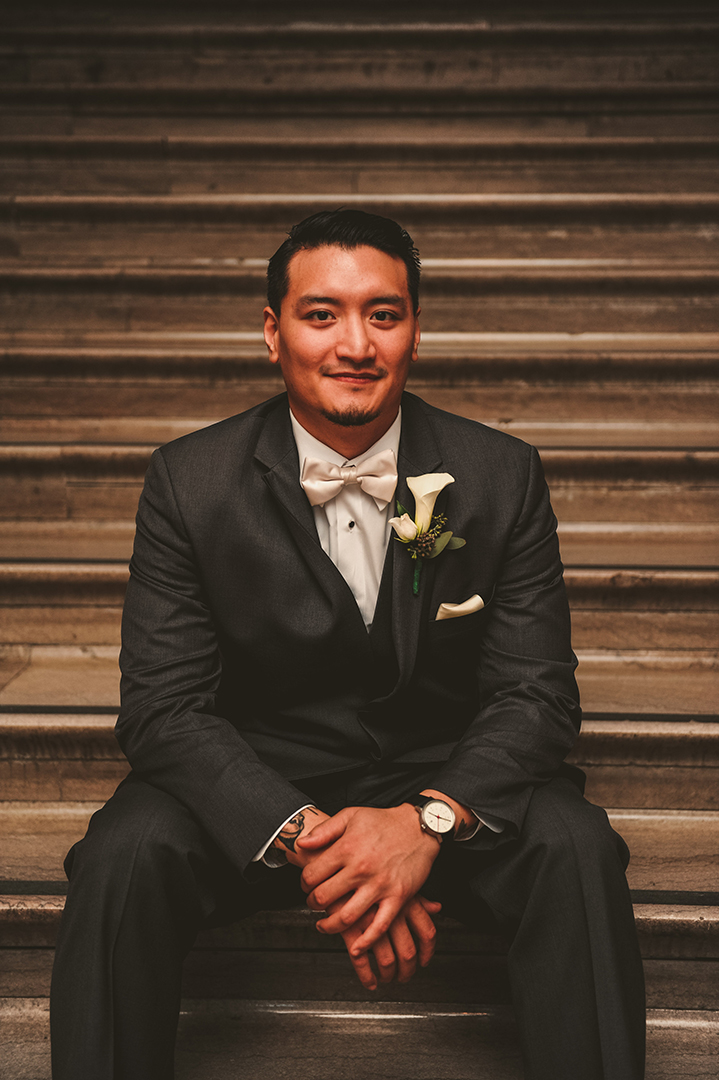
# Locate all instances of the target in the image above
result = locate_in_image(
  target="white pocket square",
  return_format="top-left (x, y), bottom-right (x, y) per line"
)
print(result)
top-left (435, 594), bottom-right (484, 621)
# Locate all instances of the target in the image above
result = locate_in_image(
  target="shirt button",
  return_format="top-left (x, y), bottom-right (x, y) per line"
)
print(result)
top-left (348, 521), bottom-right (355, 529)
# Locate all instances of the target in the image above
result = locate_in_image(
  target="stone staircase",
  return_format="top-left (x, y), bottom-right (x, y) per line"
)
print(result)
top-left (0, 4), bottom-right (717, 1077)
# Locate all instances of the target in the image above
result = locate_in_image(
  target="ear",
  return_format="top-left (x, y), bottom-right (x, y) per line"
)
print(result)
top-left (411, 309), bottom-right (421, 363)
top-left (263, 306), bottom-right (281, 365)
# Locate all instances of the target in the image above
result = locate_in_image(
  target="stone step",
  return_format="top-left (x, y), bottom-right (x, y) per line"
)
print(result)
top-left (2, 442), bottom-right (716, 524)
top-left (3, 193), bottom-right (719, 264)
top-left (3, 384), bottom-right (716, 429)
top-left (5, 191), bottom-right (719, 222)
top-left (2, 888), bottom-right (717, 961)
top-left (1, 83), bottom-right (717, 137)
top-left (4, 12), bottom-right (718, 64)
top-left (3, 332), bottom-right (717, 426)
top-left (5, 82), bottom-right (716, 138)
top-left (4, 415), bottom-right (719, 452)
top-left (3, 330), bottom-right (717, 425)
top-left (4, 518), bottom-right (719, 566)
top-left (5, 224), bottom-right (716, 265)
top-left (6, 113), bottom-right (716, 144)
top-left (0, 564), bottom-right (716, 649)
top-left (2, 136), bottom-right (718, 196)
top-left (3, 426), bottom-right (719, 473)
top-left (1, 892), bottom-right (717, 1011)
top-left (1, 259), bottom-right (717, 333)
top-left (1, 999), bottom-right (717, 1080)
top-left (4, 7), bottom-right (718, 38)
top-left (2, 711), bottom-right (717, 807)
top-left (1, 645), bottom-right (712, 715)
top-left (3, 802), bottom-right (718, 889)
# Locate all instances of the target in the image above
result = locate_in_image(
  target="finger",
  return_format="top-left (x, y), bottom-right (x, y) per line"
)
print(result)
top-left (315, 885), bottom-right (380, 934)
top-left (388, 915), bottom-right (417, 984)
top-left (300, 849), bottom-right (346, 893)
top-left (405, 898), bottom-right (439, 968)
top-left (371, 933), bottom-right (397, 984)
top-left (348, 897), bottom-right (405, 956)
top-left (418, 896), bottom-right (442, 915)
top-left (296, 809), bottom-right (351, 849)
top-left (307, 869), bottom-right (360, 913)
top-left (346, 947), bottom-right (378, 991)
top-left (341, 912), bottom-right (379, 991)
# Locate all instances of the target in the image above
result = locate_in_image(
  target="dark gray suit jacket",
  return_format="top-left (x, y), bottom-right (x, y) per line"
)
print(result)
top-left (116, 391), bottom-right (581, 873)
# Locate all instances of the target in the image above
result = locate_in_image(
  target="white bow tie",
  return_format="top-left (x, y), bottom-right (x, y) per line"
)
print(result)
top-left (300, 449), bottom-right (398, 509)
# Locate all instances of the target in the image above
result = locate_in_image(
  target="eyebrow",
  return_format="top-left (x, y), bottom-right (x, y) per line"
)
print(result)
top-left (296, 294), bottom-right (408, 309)
top-left (297, 296), bottom-right (340, 307)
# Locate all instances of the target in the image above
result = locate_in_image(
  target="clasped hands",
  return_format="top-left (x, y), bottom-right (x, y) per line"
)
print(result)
top-left (280, 802), bottom-right (442, 991)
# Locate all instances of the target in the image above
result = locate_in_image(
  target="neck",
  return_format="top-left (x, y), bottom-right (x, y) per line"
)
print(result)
top-left (290, 405), bottom-right (399, 459)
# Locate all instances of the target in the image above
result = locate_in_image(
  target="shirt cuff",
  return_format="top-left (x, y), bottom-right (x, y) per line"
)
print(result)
top-left (252, 803), bottom-right (316, 868)
top-left (456, 810), bottom-right (505, 841)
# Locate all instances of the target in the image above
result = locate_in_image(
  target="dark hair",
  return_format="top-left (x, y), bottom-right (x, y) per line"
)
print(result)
top-left (267, 208), bottom-right (421, 314)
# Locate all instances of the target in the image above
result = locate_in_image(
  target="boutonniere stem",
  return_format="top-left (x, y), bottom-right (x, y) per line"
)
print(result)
top-left (389, 473), bottom-right (466, 596)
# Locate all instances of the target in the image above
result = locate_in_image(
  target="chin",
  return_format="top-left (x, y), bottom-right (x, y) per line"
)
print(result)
top-left (320, 405), bottom-right (382, 428)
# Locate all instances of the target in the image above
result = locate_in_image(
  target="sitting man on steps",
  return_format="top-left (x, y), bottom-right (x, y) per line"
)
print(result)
top-left (51, 208), bottom-right (646, 1080)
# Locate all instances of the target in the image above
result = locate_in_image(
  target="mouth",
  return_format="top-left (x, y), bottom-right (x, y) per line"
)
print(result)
top-left (325, 371), bottom-right (383, 383)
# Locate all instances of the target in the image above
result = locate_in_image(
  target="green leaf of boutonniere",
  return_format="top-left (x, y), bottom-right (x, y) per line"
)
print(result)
top-left (426, 530), bottom-right (454, 559)
top-left (395, 500), bottom-right (409, 517)
top-left (446, 536), bottom-right (466, 550)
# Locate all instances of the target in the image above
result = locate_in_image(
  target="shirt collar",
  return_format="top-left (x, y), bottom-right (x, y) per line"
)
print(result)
top-left (289, 408), bottom-right (402, 473)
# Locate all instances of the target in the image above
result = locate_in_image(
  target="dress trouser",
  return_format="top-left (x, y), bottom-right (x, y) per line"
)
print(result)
top-left (50, 769), bottom-right (645, 1080)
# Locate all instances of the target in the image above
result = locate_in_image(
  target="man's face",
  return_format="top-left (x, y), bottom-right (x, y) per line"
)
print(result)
top-left (263, 244), bottom-right (420, 448)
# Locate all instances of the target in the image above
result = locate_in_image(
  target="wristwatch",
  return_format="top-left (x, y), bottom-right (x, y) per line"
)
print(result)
top-left (404, 792), bottom-right (456, 842)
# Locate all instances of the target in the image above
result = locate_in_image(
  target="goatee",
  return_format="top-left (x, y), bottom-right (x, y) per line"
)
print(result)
top-left (320, 406), bottom-right (382, 428)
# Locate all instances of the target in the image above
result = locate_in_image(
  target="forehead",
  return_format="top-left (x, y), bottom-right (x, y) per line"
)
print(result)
top-left (284, 244), bottom-right (411, 302)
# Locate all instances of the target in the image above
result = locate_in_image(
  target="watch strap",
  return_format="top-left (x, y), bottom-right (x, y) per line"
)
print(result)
top-left (405, 792), bottom-right (435, 811)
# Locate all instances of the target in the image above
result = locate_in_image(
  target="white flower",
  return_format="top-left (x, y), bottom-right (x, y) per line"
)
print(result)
top-left (389, 512), bottom-right (419, 541)
top-left (406, 473), bottom-right (455, 533)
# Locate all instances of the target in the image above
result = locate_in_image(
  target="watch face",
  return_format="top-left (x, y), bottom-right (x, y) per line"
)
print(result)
top-left (421, 799), bottom-right (455, 835)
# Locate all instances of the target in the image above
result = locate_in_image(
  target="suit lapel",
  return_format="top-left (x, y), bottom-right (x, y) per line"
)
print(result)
top-left (386, 393), bottom-right (444, 697)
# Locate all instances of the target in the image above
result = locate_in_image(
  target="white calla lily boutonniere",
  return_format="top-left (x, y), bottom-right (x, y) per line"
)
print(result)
top-left (389, 473), bottom-right (466, 595)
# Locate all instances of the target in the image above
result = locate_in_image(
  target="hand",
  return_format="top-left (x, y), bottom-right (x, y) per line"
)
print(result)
top-left (296, 803), bottom-right (442, 957)
top-left (333, 894), bottom-right (442, 991)
top-left (272, 806), bottom-right (441, 987)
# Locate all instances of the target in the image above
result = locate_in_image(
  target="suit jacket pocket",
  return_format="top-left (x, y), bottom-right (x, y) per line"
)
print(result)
top-left (430, 585), bottom-right (494, 640)
top-left (429, 602), bottom-right (489, 641)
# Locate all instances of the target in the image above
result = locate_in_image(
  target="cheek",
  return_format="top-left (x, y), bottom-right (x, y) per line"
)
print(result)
top-left (281, 346), bottom-right (325, 387)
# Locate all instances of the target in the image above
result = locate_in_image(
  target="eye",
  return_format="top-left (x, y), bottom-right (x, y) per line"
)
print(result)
top-left (371, 310), bottom-right (398, 323)
top-left (310, 310), bottom-right (334, 322)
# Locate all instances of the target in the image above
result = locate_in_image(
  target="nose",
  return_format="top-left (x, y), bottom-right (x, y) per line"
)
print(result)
top-left (335, 314), bottom-right (375, 363)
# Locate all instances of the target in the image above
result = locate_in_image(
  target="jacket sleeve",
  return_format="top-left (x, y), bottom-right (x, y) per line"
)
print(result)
top-left (115, 447), bottom-right (310, 874)
top-left (431, 445), bottom-right (582, 841)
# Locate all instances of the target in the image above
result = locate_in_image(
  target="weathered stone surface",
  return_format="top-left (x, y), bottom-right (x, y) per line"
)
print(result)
top-left (0, 646), bottom-right (120, 706)
top-left (2, 805), bottom-right (717, 897)
top-left (1, 997), bottom-right (718, 1080)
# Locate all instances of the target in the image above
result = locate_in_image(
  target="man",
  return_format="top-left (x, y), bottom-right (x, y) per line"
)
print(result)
top-left (51, 209), bottom-right (645, 1079)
